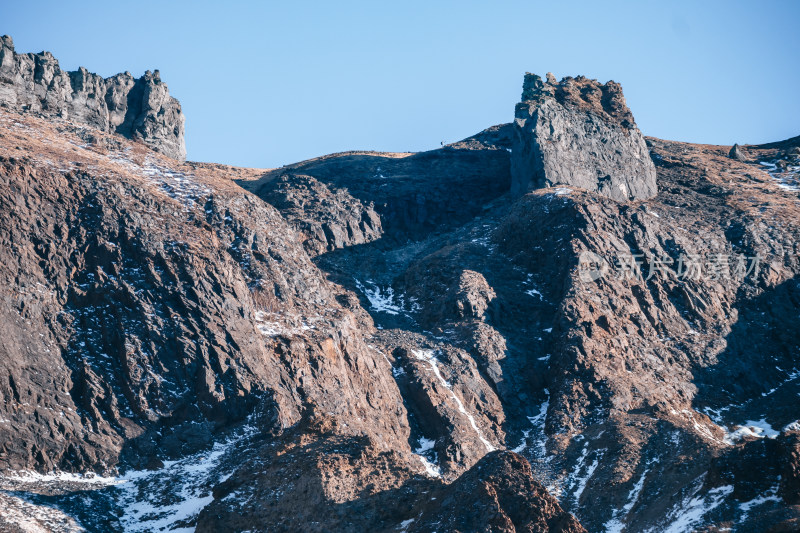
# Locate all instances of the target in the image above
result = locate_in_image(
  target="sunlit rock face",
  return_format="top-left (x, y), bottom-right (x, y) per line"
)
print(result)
top-left (0, 35), bottom-right (185, 160)
top-left (511, 72), bottom-right (657, 201)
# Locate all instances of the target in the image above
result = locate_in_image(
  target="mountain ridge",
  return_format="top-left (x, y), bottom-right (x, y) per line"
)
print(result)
top-left (0, 37), bottom-right (799, 532)
top-left (0, 35), bottom-right (185, 160)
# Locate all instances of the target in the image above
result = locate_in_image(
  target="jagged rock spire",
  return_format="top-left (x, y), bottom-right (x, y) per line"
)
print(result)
top-left (0, 35), bottom-right (185, 160)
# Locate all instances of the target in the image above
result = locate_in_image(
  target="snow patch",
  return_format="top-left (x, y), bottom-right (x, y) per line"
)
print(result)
top-left (650, 481), bottom-right (732, 533)
top-left (723, 418), bottom-right (780, 445)
top-left (413, 436), bottom-right (442, 478)
top-left (525, 288), bottom-right (543, 299)
top-left (115, 424), bottom-right (256, 532)
top-left (415, 454), bottom-right (442, 479)
top-left (399, 518), bottom-right (415, 531)
top-left (355, 280), bottom-right (419, 317)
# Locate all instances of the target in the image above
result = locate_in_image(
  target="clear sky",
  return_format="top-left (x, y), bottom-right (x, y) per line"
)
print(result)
top-left (3, 0), bottom-right (799, 167)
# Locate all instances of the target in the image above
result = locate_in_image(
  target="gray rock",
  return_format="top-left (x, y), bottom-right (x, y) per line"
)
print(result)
top-left (258, 173), bottom-right (383, 256)
top-left (510, 73), bottom-right (657, 201)
top-left (729, 143), bottom-right (746, 161)
top-left (0, 35), bottom-right (185, 160)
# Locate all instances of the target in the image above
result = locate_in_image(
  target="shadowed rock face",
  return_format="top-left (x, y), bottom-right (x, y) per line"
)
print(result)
top-left (511, 73), bottom-right (657, 201)
top-left (256, 173), bottom-right (383, 256)
top-left (196, 416), bottom-right (583, 533)
top-left (0, 35), bottom-right (185, 160)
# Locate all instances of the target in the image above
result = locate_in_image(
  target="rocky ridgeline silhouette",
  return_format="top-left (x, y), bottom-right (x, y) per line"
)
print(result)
top-left (0, 35), bottom-right (185, 160)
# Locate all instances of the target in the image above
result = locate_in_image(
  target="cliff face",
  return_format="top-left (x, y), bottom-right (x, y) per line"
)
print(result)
top-left (511, 73), bottom-right (657, 201)
top-left (2, 39), bottom-right (800, 533)
top-left (0, 35), bottom-right (185, 160)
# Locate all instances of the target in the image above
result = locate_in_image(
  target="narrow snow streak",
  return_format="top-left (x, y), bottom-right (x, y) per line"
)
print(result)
top-left (572, 456), bottom-right (599, 503)
top-left (649, 481), bottom-right (733, 533)
top-left (603, 462), bottom-right (652, 532)
top-left (412, 349), bottom-right (496, 452)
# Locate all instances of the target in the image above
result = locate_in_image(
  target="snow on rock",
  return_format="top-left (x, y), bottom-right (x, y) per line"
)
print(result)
top-left (723, 418), bottom-right (780, 445)
top-left (415, 455), bottom-right (442, 479)
top-left (0, 492), bottom-right (85, 533)
top-left (760, 160), bottom-right (800, 193)
top-left (412, 349), bottom-right (496, 453)
top-left (355, 279), bottom-right (419, 317)
top-left (254, 310), bottom-right (316, 338)
top-left (399, 518), bottom-right (415, 531)
top-left (603, 459), bottom-right (654, 533)
top-left (523, 274), bottom-right (545, 300)
top-left (650, 480), bottom-right (733, 533)
top-left (413, 437), bottom-right (442, 478)
top-left (1, 471), bottom-right (121, 487)
top-left (571, 454), bottom-right (600, 505)
top-left (784, 420), bottom-right (800, 432)
top-left (524, 394), bottom-right (550, 459)
top-left (738, 484), bottom-right (782, 523)
top-left (116, 424), bottom-right (256, 532)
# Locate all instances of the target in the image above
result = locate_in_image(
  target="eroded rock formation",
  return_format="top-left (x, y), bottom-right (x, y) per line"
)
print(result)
top-left (511, 73), bottom-right (657, 201)
top-left (0, 35), bottom-right (185, 160)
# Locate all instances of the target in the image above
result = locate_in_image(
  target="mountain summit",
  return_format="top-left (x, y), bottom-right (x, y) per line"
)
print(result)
top-left (0, 35), bottom-right (185, 160)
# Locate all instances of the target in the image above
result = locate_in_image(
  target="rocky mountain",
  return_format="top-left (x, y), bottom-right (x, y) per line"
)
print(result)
top-left (0, 38), bottom-right (799, 533)
top-left (0, 36), bottom-right (185, 160)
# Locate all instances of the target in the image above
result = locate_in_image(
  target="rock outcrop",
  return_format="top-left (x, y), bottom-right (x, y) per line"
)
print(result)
top-left (196, 418), bottom-right (582, 533)
top-left (0, 35), bottom-right (185, 160)
top-left (0, 112), bottom-right (411, 475)
top-left (408, 451), bottom-right (586, 533)
top-left (510, 73), bottom-right (657, 201)
top-left (729, 142), bottom-right (746, 160)
top-left (246, 134), bottom-right (512, 242)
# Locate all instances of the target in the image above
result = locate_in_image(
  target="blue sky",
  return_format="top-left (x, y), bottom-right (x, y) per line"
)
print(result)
top-left (3, 1), bottom-right (799, 167)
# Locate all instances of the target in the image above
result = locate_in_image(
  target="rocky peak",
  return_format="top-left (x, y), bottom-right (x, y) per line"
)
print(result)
top-left (0, 35), bottom-right (185, 160)
top-left (511, 72), bottom-right (657, 201)
top-left (519, 72), bottom-right (635, 128)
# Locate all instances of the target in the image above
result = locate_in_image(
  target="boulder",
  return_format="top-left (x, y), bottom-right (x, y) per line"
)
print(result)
top-left (729, 143), bottom-right (746, 161)
top-left (510, 73), bottom-right (657, 201)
